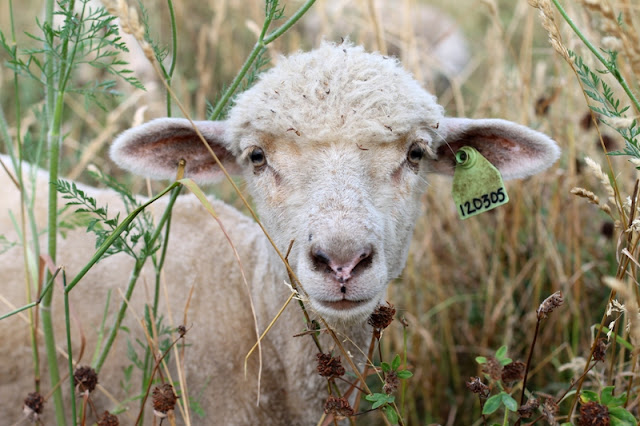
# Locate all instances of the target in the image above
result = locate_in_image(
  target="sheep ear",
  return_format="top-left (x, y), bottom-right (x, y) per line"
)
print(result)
top-left (110, 118), bottom-right (241, 183)
top-left (428, 118), bottom-right (560, 180)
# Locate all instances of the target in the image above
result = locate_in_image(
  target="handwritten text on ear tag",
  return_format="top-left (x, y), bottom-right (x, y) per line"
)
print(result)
top-left (452, 146), bottom-right (509, 220)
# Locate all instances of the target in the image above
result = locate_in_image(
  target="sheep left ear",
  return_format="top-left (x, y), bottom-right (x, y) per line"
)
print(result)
top-left (110, 118), bottom-right (240, 183)
top-left (427, 118), bottom-right (560, 180)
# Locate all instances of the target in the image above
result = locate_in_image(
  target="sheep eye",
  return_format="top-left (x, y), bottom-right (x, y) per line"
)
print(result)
top-left (249, 147), bottom-right (266, 167)
top-left (407, 143), bottom-right (425, 165)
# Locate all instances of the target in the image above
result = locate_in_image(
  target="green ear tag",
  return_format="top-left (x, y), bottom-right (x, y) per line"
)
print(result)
top-left (452, 146), bottom-right (509, 220)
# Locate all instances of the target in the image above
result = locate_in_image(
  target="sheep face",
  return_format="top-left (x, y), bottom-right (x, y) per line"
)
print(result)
top-left (111, 42), bottom-right (560, 325)
top-left (237, 132), bottom-right (432, 323)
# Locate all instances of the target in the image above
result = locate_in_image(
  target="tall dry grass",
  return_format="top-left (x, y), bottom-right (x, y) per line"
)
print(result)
top-left (2, 0), bottom-right (640, 424)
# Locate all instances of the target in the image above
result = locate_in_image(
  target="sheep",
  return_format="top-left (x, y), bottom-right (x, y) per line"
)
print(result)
top-left (0, 41), bottom-right (560, 424)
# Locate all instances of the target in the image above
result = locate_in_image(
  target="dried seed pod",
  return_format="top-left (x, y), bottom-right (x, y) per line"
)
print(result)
top-left (73, 365), bottom-right (99, 394)
top-left (323, 396), bottom-right (354, 418)
top-left (97, 411), bottom-right (119, 426)
top-left (368, 301), bottom-right (396, 330)
top-left (578, 401), bottom-right (610, 426)
top-left (593, 337), bottom-right (608, 362)
top-left (483, 356), bottom-right (502, 382)
top-left (23, 392), bottom-right (45, 421)
top-left (383, 370), bottom-right (399, 395)
top-left (542, 397), bottom-right (559, 424)
top-left (501, 361), bottom-right (525, 384)
top-left (537, 291), bottom-right (563, 319)
top-left (465, 377), bottom-right (489, 397)
top-left (152, 383), bottom-right (178, 417)
top-left (316, 353), bottom-right (345, 379)
top-left (518, 397), bottom-right (540, 419)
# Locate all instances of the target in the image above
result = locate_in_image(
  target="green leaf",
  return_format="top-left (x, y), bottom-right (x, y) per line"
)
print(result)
top-left (365, 393), bottom-right (395, 410)
top-left (600, 386), bottom-right (626, 407)
top-left (499, 357), bottom-right (513, 366)
top-left (476, 356), bottom-right (487, 364)
top-left (391, 354), bottom-right (401, 371)
top-left (580, 390), bottom-right (600, 404)
top-left (502, 393), bottom-right (518, 412)
top-left (397, 370), bottom-right (413, 379)
top-left (383, 405), bottom-right (399, 424)
top-left (483, 394), bottom-right (502, 415)
top-left (381, 362), bottom-right (391, 373)
top-left (496, 346), bottom-right (507, 359)
top-left (609, 407), bottom-right (638, 426)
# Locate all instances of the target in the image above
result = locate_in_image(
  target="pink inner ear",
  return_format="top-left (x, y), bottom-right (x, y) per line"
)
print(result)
top-left (111, 118), bottom-right (240, 183)
top-left (429, 118), bottom-right (560, 180)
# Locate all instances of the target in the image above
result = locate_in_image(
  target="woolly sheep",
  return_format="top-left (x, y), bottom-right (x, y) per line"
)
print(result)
top-left (0, 42), bottom-right (560, 424)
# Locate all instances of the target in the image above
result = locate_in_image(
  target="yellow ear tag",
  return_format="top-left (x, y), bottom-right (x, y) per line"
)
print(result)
top-left (452, 146), bottom-right (509, 220)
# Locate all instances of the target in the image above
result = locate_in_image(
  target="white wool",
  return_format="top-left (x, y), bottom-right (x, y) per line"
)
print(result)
top-left (227, 42), bottom-right (443, 151)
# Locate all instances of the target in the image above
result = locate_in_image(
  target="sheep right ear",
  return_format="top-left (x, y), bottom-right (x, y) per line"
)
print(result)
top-left (110, 118), bottom-right (241, 183)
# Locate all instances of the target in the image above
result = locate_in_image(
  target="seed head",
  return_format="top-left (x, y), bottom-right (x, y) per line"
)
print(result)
top-left (542, 397), bottom-right (559, 424)
top-left (593, 337), bottom-right (608, 362)
top-left (74, 365), bottom-right (99, 394)
top-left (97, 411), bottom-right (120, 426)
top-left (502, 361), bottom-right (525, 384)
top-left (368, 301), bottom-right (395, 330)
top-left (518, 397), bottom-right (540, 419)
top-left (537, 291), bottom-right (563, 319)
top-left (466, 377), bottom-right (489, 397)
top-left (579, 402), bottom-right (610, 426)
top-left (383, 370), bottom-right (400, 395)
top-left (323, 396), bottom-right (354, 418)
top-left (152, 383), bottom-right (178, 417)
top-left (483, 356), bottom-right (502, 382)
top-left (23, 392), bottom-right (45, 421)
top-left (316, 353), bottom-right (345, 379)
top-left (177, 325), bottom-right (187, 338)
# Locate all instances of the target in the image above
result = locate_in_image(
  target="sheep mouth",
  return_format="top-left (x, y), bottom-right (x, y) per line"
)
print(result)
top-left (318, 299), bottom-right (369, 311)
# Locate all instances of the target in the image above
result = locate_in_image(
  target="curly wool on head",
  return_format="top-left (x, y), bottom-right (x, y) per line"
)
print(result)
top-left (227, 41), bottom-right (444, 151)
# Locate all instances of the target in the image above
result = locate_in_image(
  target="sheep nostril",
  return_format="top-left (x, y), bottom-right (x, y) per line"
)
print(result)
top-left (311, 248), bottom-right (333, 273)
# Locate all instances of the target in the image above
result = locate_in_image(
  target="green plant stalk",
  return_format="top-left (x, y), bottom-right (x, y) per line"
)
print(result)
top-left (8, 0), bottom-right (43, 393)
top-left (141, 185), bottom-right (181, 420)
top-left (401, 323), bottom-right (408, 418)
top-left (551, 0), bottom-right (640, 115)
top-left (208, 0), bottom-right (316, 120)
top-left (92, 183), bottom-right (181, 372)
top-left (502, 407), bottom-right (509, 426)
top-left (165, 0), bottom-right (177, 117)
top-left (41, 0), bottom-right (79, 420)
top-left (63, 272), bottom-right (78, 426)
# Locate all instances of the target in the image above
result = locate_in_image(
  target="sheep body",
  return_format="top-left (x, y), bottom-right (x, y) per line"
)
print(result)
top-left (1, 42), bottom-right (559, 424)
top-left (0, 155), bottom-right (359, 424)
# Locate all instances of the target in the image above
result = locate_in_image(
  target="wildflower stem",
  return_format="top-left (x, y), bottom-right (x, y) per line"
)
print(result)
top-left (63, 271), bottom-right (78, 426)
top-left (550, 0), bottom-right (640, 115)
top-left (520, 318), bottom-right (541, 406)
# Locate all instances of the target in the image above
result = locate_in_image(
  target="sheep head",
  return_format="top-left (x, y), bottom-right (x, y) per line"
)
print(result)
top-left (111, 42), bottom-right (560, 325)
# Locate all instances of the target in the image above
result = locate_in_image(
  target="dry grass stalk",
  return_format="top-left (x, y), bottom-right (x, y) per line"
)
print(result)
top-left (528, 0), bottom-right (570, 61)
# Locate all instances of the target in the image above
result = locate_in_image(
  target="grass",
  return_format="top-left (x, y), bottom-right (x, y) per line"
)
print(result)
top-left (1, 0), bottom-right (640, 424)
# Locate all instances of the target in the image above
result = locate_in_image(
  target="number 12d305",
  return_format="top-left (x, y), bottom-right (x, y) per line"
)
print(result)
top-left (458, 187), bottom-right (507, 218)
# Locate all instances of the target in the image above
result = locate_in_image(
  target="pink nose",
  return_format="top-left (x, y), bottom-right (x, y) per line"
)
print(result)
top-left (311, 246), bottom-right (373, 290)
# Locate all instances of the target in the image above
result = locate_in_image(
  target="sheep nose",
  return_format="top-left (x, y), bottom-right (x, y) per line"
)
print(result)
top-left (310, 246), bottom-right (373, 287)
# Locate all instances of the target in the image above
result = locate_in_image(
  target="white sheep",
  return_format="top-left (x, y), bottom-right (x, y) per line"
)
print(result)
top-left (0, 42), bottom-right (559, 424)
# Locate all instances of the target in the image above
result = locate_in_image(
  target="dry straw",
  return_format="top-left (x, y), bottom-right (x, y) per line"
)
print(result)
top-left (527, 0), bottom-right (570, 61)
